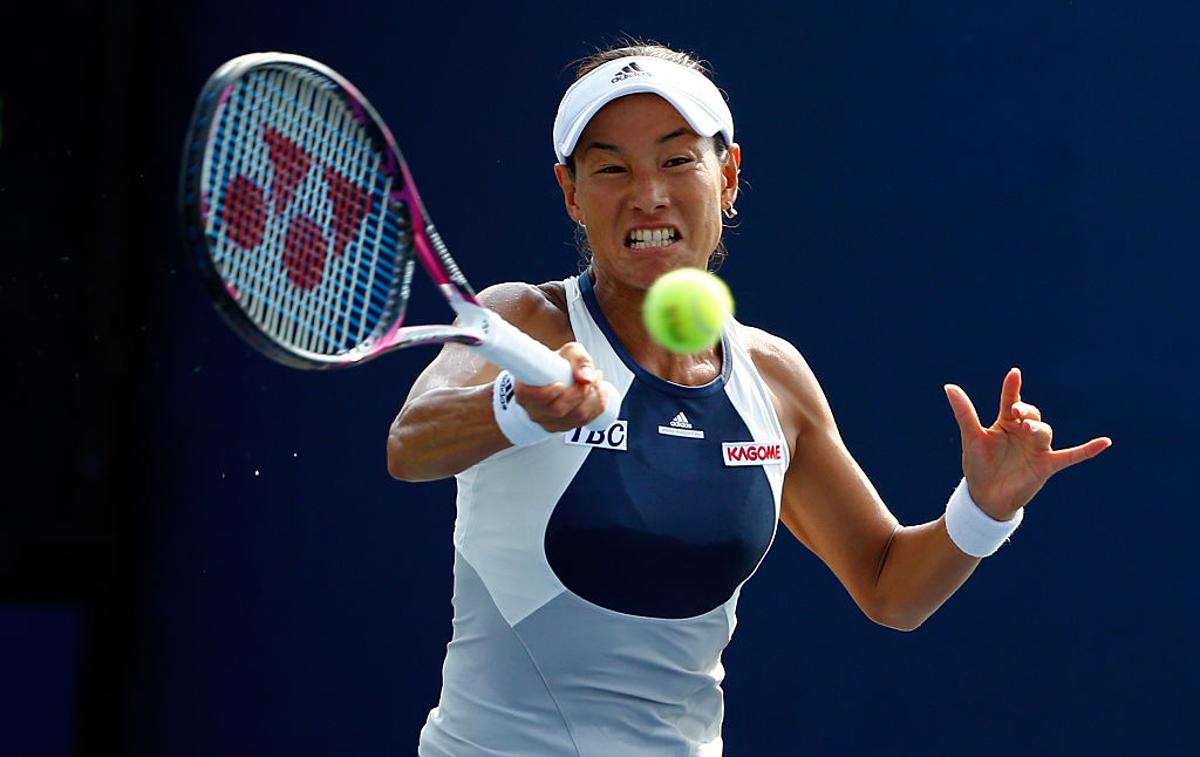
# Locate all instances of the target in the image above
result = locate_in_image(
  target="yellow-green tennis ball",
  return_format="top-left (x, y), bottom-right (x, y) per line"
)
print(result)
top-left (642, 268), bottom-right (734, 353)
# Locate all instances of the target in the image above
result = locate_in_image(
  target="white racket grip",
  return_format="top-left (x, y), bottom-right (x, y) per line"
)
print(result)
top-left (471, 308), bottom-right (619, 430)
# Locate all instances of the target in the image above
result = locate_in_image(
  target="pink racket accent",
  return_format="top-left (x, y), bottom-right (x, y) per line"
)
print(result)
top-left (394, 169), bottom-right (449, 282)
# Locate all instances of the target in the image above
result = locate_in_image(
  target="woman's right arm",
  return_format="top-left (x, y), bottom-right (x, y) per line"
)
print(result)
top-left (386, 282), bottom-right (606, 482)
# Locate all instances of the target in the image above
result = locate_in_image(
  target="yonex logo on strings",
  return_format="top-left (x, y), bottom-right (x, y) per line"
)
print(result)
top-left (611, 61), bottom-right (650, 84)
top-left (218, 124), bottom-right (375, 291)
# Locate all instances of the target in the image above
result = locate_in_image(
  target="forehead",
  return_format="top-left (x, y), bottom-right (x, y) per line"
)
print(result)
top-left (578, 93), bottom-right (693, 145)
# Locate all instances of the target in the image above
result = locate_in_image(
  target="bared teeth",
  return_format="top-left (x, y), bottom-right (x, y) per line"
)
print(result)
top-left (627, 228), bottom-right (677, 249)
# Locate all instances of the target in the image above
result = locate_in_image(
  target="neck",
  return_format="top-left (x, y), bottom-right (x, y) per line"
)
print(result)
top-left (588, 268), bottom-right (723, 386)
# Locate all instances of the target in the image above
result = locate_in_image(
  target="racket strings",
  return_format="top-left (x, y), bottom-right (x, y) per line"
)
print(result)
top-left (204, 66), bottom-right (409, 355)
top-left (253, 68), bottom-right (397, 353)
top-left (301, 75), bottom-right (385, 354)
top-left (208, 70), bottom-right (352, 350)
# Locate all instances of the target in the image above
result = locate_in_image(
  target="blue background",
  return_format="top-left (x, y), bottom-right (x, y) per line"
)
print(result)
top-left (2, 1), bottom-right (1196, 755)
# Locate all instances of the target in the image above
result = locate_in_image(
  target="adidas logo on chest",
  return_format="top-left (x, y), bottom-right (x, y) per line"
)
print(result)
top-left (657, 412), bottom-right (704, 439)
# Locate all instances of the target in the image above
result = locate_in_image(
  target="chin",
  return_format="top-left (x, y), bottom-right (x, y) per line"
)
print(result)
top-left (595, 244), bottom-right (709, 290)
top-left (639, 261), bottom-right (708, 292)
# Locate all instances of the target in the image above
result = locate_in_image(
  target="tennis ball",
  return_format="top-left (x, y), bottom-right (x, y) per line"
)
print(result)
top-left (642, 268), bottom-right (734, 353)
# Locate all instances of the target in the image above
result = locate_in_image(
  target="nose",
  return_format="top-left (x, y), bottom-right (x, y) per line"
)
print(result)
top-left (629, 170), bottom-right (669, 213)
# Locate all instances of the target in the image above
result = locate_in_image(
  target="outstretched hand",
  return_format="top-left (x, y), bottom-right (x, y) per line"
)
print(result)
top-left (944, 368), bottom-right (1111, 521)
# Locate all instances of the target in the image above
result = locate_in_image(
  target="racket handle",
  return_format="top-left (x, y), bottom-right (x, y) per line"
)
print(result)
top-left (472, 308), bottom-right (620, 430)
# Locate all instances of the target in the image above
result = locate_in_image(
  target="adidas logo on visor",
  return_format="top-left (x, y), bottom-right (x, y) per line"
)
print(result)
top-left (611, 61), bottom-right (651, 84)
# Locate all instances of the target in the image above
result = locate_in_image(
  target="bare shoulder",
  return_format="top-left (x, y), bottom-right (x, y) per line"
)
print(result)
top-left (739, 325), bottom-right (814, 393)
top-left (405, 280), bottom-right (573, 399)
top-left (738, 324), bottom-right (836, 439)
top-left (475, 279), bottom-right (574, 349)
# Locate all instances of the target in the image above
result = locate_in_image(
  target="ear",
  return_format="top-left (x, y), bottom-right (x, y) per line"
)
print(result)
top-left (720, 142), bottom-right (742, 209)
top-left (553, 163), bottom-right (584, 225)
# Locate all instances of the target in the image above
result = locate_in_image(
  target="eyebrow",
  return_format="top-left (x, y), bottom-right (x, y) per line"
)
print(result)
top-left (581, 127), bottom-right (697, 156)
top-left (656, 127), bottom-right (693, 144)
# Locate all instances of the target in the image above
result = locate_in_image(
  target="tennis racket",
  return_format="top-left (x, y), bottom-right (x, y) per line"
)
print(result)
top-left (178, 52), bottom-right (618, 427)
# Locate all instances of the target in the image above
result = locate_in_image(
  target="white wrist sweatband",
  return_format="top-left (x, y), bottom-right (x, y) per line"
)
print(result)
top-left (944, 478), bottom-right (1024, 558)
top-left (492, 370), bottom-right (552, 447)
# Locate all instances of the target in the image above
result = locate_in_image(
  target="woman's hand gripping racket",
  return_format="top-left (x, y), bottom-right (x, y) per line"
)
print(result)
top-left (178, 52), bottom-right (618, 430)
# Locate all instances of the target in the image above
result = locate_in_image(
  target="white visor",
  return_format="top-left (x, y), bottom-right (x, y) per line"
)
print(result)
top-left (552, 55), bottom-right (734, 164)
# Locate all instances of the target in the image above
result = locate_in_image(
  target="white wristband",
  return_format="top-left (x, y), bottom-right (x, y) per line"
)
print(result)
top-left (944, 478), bottom-right (1024, 558)
top-left (492, 370), bottom-right (552, 447)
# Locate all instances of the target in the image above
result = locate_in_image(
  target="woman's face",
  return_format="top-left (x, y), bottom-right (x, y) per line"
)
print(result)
top-left (555, 94), bottom-right (740, 292)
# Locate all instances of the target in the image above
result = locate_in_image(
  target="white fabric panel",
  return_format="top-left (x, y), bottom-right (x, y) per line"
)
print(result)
top-left (722, 320), bottom-right (788, 513)
top-left (452, 276), bottom-right (636, 627)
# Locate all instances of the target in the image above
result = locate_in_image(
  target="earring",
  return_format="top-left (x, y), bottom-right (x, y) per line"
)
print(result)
top-left (722, 205), bottom-right (738, 219)
top-left (577, 219), bottom-right (586, 228)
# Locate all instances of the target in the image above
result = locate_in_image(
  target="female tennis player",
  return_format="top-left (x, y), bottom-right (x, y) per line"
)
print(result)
top-left (387, 42), bottom-right (1110, 756)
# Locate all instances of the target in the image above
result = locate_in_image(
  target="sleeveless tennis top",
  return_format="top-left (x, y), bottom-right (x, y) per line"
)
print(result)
top-left (418, 273), bottom-right (787, 756)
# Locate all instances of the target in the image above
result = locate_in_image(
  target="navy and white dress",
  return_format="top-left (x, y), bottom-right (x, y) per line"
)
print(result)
top-left (418, 272), bottom-right (788, 756)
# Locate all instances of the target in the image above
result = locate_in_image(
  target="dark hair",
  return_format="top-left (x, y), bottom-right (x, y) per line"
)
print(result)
top-left (563, 40), bottom-right (733, 273)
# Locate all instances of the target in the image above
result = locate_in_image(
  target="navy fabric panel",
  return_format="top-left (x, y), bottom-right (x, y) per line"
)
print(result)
top-left (545, 379), bottom-right (776, 619)
top-left (545, 271), bottom-right (777, 619)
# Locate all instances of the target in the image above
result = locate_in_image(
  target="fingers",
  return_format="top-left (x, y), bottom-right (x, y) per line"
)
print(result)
top-left (515, 378), bottom-right (609, 431)
top-left (997, 367), bottom-right (1022, 422)
top-left (1014, 418), bottom-right (1053, 449)
top-left (1048, 436), bottom-right (1113, 474)
top-left (997, 369), bottom-right (1044, 441)
top-left (944, 384), bottom-right (983, 443)
top-left (514, 341), bottom-right (608, 431)
top-left (1010, 401), bottom-right (1042, 422)
top-left (558, 341), bottom-right (598, 385)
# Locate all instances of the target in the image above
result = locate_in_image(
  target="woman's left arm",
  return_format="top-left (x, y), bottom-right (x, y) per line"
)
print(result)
top-left (751, 332), bottom-right (1111, 631)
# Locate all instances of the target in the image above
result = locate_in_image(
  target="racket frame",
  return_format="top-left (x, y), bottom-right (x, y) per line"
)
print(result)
top-left (178, 53), bottom-right (620, 428)
top-left (179, 53), bottom-right (485, 370)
